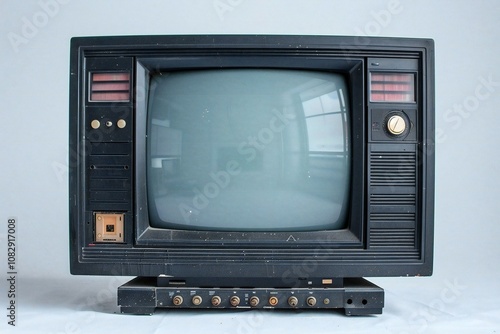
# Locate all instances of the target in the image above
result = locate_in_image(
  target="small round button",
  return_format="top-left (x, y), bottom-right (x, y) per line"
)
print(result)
top-left (105, 121), bottom-right (113, 128)
top-left (172, 295), bottom-right (183, 306)
top-left (90, 120), bottom-right (100, 129)
top-left (230, 296), bottom-right (240, 307)
top-left (191, 295), bottom-right (202, 306)
top-left (249, 296), bottom-right (260, 307)
top-left (387, 115), bottom-right (406, 135)
top-left (306, 296), bottom-right (317, 307)
top-left (117, 119), bottom-right (127, 129)
top-left (211, 296), bottom-right (221, 306)
top-left (288, 296), bottom-right (299, 307)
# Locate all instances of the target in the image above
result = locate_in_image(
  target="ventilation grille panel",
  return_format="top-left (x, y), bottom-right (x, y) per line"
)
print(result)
top-left (369, 228), bottom-right (416, 248)
top-left (370, 151), bottom-right (416, 186)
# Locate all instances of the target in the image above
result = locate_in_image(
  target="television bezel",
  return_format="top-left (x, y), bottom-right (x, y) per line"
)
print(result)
top-left (69, 35), bottom-right (434, 279)
top-left (135, 56), bottom-right (365, 248)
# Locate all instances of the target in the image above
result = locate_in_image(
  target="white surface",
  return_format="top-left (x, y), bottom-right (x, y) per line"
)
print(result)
top-left (0, 0), bottom-right (499, 333)
top-left (8, 276), bottom-right (500, 333)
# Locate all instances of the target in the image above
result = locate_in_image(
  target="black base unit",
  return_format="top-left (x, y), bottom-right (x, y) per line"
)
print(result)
top-left (118, 277), bottom-right (384, 316)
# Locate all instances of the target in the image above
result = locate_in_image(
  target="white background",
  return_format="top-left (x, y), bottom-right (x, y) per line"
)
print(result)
top-left (0, 0), bottom-right (499, 333)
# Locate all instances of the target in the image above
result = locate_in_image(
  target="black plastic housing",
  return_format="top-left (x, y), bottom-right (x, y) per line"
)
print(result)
top-left (69, 35), bottom-right (434, 285)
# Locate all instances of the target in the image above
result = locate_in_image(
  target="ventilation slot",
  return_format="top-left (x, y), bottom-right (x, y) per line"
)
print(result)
top-left (370, 212), bottom-right (415, 223)
top-left (370, 194), bottom-right (416, 206)
top-left (370, 228), bottom-right (416, 248)
top-left (370, 151), bottom-right (416, 186)
top-left (90, 72), bottom-right (130, 102)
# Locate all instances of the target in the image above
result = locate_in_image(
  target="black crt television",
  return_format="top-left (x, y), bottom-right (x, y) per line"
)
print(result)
top-left (69, 35), bottom-right (435, 315)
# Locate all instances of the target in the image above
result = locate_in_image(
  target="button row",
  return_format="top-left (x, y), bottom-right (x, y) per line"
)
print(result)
top-left (171, 294), bottom-right (319, 307)
top-left (91, 119), bottom-right (127, 129)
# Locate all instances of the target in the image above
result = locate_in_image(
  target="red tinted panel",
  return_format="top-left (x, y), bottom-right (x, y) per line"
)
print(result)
top-left (370, 73), bottom-right (415, 102)
top-left (90, 72), bottom-right (130, 102)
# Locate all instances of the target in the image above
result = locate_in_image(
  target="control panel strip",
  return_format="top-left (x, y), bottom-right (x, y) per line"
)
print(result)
top-left (118, 277), bottom-right (384, 316)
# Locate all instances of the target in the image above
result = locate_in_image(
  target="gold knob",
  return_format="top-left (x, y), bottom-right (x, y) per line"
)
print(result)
top-left (387, 115), bottom-right (406, 135)
top-left (306, 296), bottom-right (317, 307)
top-left (230, 296), bottom-right (240, 307)
top-left (211, 296), bottom-right (221, 306)
top-left (191, 295), bottom-right (202, 305)
top-left (90, 120), bottom-right (100, 129)
top-left (172, 295), bottom-right (183, 305)
top-left (249, 296), bottom-right (260, 307)
top-left (288, 296), bottom-right (299, 307)
top-left (268, 296), bottom-right (279, 306)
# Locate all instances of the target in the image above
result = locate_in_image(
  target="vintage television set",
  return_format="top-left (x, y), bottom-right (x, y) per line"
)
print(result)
top-left (69, 35), bottom-right (434, 315)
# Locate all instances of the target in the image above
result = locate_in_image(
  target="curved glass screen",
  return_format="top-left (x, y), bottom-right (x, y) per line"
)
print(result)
top-left (147, 69), bottom-right (350, 231)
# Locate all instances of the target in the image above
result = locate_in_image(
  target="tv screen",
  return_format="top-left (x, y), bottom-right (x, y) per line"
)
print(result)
top-left (147, 69), bottom-right (350, 231)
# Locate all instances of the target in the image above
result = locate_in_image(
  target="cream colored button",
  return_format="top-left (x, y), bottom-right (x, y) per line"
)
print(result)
top-left (117, 119), bottom-right (127, 129)
top-left (192, 295), bottom-right (202, 305)
top-left (90, 120), bottom-right (100, 129)
top-left (387, 115), bottom-right (406, 135)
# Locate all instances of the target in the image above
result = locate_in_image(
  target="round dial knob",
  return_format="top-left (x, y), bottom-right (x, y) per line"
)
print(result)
top-left (387, 115), bottom-right (406, 135)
